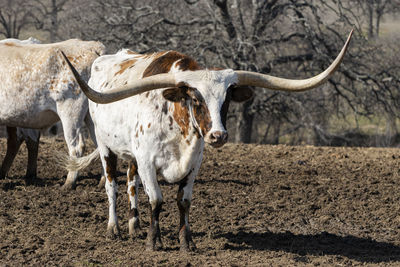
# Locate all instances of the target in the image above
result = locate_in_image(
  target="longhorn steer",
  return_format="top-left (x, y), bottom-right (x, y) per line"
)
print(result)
top-left (62, 31), bottom-right (353, 251)
top-left (0, 38), bottom-right (105, 188)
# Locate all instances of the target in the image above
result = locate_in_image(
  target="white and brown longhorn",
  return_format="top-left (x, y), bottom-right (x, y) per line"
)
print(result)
top-left (61, 31), bottom-right (353, 251)
top-left (0, 38), bottom-right (105, 188)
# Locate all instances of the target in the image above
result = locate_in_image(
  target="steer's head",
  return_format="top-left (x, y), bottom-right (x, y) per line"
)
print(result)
top-left (162, 69), bottom-right (253, 147)
top-left (61, 30), bottom-right (352, 148)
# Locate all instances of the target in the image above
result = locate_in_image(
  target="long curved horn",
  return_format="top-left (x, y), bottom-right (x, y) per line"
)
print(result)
top-left (60, 51), bottom-right (177, 104)
top-left (236, 30), bottom-right (353, 92)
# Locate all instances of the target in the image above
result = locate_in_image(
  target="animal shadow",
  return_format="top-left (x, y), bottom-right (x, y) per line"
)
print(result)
top-left (1, 176), bottom-right (56, 190)
top-left (217, 230), bottom-right (400, 263)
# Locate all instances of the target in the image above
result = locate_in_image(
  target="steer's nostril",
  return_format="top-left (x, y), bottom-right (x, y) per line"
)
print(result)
top-left (221, 132), bottom-right (228, 142)
top-left (210, 131), bottom-right (228, 144)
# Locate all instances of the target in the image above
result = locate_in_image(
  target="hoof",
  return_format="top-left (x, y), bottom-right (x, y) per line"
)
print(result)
top-left (106, 224), bottom-right (121, 240)
top-left (179, 227), bottom-right (196, 252)
top-left (128, 218), bottom-right (142, 238)
top-left (180, 240), bottom-right (197, 253)
top-left (61, 182), bottom-right (76, 191)
top-left (24, 175), bottom-right (36, 186)
top-left (146, 236), bottom-right (163, 251)
top-left (145, 242), bottom-right (163, 251)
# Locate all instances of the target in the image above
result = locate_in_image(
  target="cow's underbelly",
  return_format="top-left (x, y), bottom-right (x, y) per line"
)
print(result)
top-left (0, 109), bottom-right (59, 129)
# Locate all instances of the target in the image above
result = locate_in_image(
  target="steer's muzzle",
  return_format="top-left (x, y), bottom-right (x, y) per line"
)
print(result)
top-left (208, 130), bottom-right (228, 148)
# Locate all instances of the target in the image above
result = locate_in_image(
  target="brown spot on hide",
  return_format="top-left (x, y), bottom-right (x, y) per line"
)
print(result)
top-left (3, 42), bottom-right (16, 46)
top-left (67, 55), bottom-right (82, 64)
top-left (115, 59), bottom-right (136, 75)
top-left (155, 104), bottom-right (159, 110)
top-left (126, 50), bottom-right (137, 55)
top-left (189, 91), bottom-right (212, 137)
top-left (148, 123), bottom-right (151, 128)
top-left (176, 57), bottom-right (201, 72)
top-left (127, 162), bottom-right (137, 183)
top-left (104, 150), bottom-right (117, 183)
top-left (193, 103), bottom-right (212, 137)
top-left (142, 51), bottom-right (200, 78)
top-left (135, 131), bottom-right (138, 138)
top-left (140, 125), bottom-right (143, 134)
top-left (48, 78), bottom-right (58, 90)
top-left (146, 92), bottom-right (150, 97)
top-left (173, 102), bottom-right (190, 138)
top-left (130, 186), bottom-right (136, 197)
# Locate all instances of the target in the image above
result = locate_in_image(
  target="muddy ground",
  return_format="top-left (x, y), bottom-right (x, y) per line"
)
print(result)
top-left (1, 137), bottom-right (400, 266)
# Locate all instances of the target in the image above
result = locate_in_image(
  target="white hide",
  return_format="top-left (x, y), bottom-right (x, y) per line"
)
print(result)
top-left (0, 38), bottom-right (42, 142)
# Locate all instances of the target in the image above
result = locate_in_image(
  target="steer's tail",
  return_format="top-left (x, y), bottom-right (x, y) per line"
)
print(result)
top-left (56, 149), bottom-right (100, 172)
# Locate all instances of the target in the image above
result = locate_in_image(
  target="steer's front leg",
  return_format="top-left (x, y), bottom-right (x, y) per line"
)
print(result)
top-left (177, 170), bottom-right (197, 252)
top-left (147, 199), bottom-right (163, 251)
top-left (138, 162), bottom-right (163, 251)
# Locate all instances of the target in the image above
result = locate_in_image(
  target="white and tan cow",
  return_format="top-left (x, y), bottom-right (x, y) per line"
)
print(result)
top-left (0, 38), bottom-right (105, 188)
top-left (62, 31), bottom-right (353, 251)
top-left (0, 38), bottom-right (43, 182)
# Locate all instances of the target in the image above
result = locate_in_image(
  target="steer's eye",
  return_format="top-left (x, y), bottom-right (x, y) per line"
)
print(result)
top-left (192, 97), bottom-right (199, 106)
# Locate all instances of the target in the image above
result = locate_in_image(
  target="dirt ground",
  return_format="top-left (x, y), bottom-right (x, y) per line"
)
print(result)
top-left (1, 137), bottom-right (400, 266)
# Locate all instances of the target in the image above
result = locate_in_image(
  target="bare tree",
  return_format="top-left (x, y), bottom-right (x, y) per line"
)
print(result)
top-left (15, 0), bottom-right (399, 146)
top-left (349, 0), bottom-right (400, 38)
top-left (0, 0), bottom-right (35, 38)
top-left (30, 0), bottom-right (69, 42)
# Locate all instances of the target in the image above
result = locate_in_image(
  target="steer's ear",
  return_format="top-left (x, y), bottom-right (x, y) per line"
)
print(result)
top-left (162, 87), bottom-right (188, 102)
top-left (231, 85), bottom-right (254, 102)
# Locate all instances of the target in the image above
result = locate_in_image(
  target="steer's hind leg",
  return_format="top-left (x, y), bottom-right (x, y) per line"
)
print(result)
top-left (127, 161), bottom-right (141, 238)
top-left (0, 127), bottom-right (23, 180)
top-left (59, 124), bottom-right (85, 190)
top-left (101, 149), bottom-right (121, 239)
top-left (177, 170), bottom-right (197, 252)
top-left (57, 99), bottom-right (87, 190)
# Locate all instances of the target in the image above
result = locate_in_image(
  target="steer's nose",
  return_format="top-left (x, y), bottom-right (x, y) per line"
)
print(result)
top-left (209, 131), bottom-right (228, 147)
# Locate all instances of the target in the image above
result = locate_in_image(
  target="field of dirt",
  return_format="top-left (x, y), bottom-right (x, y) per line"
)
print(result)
top-left (1, 137), bottom-right (400, 266)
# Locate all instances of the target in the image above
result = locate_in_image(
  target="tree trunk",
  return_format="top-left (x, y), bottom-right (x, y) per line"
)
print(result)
top-left (375, 11), bottom-right (382, 37)
top-left (50, 0), bottom-right (58, 42)
top-left (234, 98), bottom-right (254, 143)
top-left (367, 1), bottom-right (374, 38)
